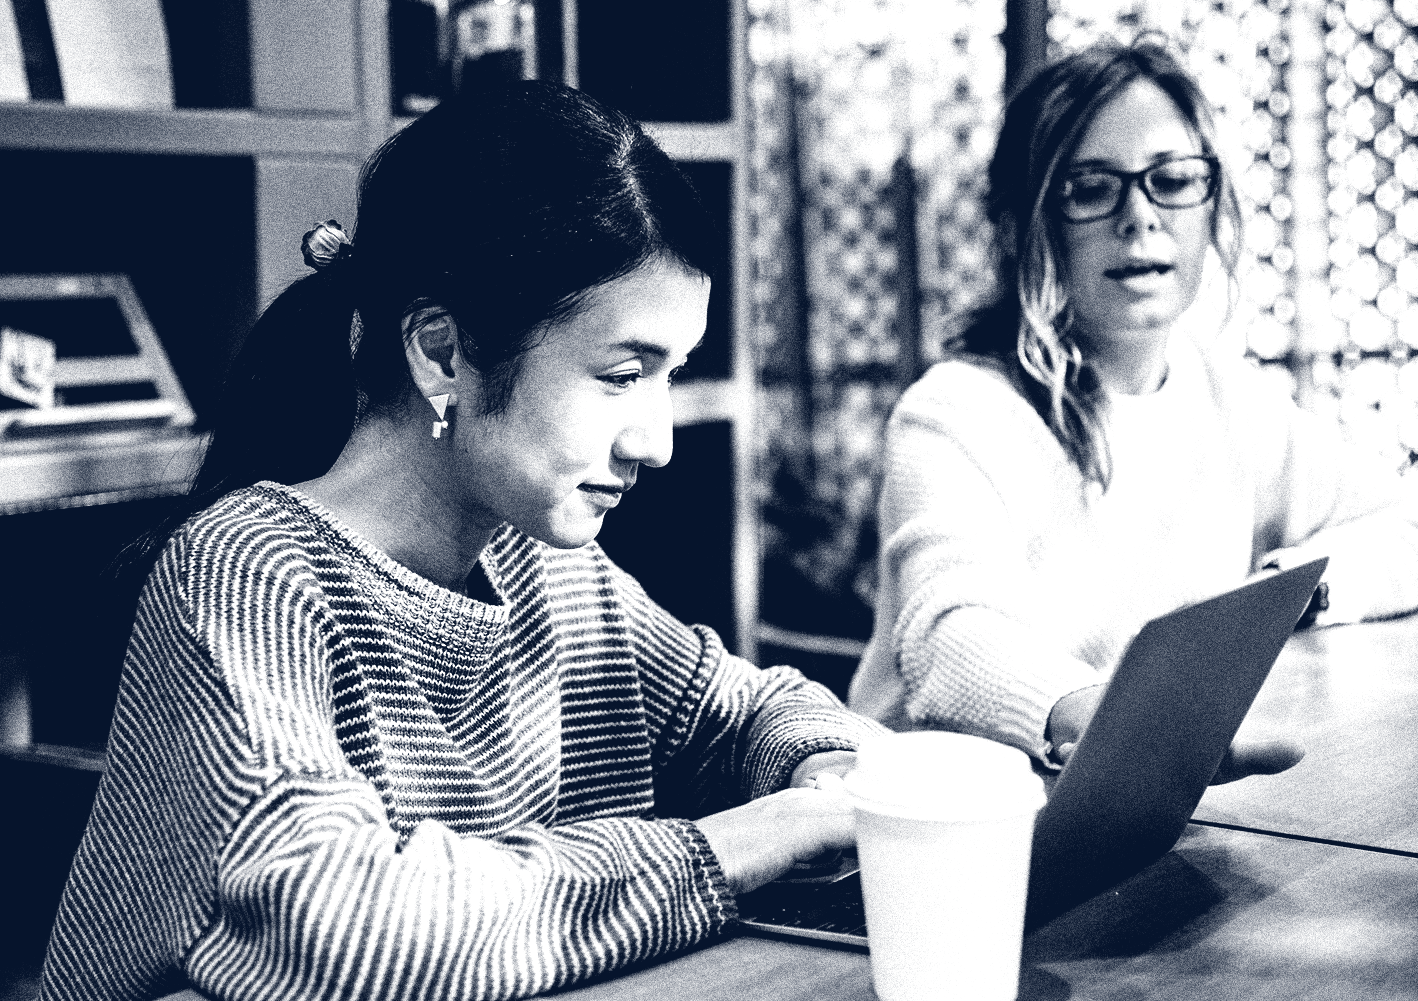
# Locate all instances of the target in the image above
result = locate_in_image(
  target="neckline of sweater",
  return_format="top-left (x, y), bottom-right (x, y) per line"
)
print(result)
top-left (251, 481), bottom-right (514, 635)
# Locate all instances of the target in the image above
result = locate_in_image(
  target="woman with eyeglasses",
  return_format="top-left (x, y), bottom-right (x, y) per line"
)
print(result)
top-left (848, 38), bottom-right (1418, 776)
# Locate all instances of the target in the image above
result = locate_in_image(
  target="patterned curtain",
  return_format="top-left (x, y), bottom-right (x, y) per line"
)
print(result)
top-left (1313, 0), bottom-right (1418, 464)
top-left (747, 0), bottom-right (1003, 639)
top-left (747, 0), bottom-right (1418, 644)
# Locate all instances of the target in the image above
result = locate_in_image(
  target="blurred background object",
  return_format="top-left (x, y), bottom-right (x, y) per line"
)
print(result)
top-left (389, 0), bottom-right (444, 114)
top-left (0, 275), bottom-right (202, 516)
top-left (389, 0), bottom-right (540, 116)
top-left (451, 0), bottom-right (538, 92)
top-left (5, 0), bottom-right (175, 107)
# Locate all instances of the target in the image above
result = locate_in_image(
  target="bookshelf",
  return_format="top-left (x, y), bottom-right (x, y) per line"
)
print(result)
top-left (0, 4), bottom-right (389, 739)
top-left (566, 0), bottom-right (758, 663)
top-left (0, 3), bottom-right (389, 987)
top-left (1, 0), bottom-right (387, 285)
top-left (0, 1), bottom-right (386, 517)
top-left (0, 0), bottom-right (386, 755)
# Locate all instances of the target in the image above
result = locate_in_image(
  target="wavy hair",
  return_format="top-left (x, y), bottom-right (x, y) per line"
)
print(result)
top-left (956, 37), bottom-right (1244, 489)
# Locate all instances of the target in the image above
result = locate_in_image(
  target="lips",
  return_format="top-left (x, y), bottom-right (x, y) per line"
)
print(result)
top-left (580, 481), bottom-right (633, 495)
top-left (1104, 261), bottom-right (1172, 280)
top-left (578, 482), bottom-right (633, 510)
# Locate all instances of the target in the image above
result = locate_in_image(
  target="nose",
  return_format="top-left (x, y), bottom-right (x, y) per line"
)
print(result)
top-left (613, 383), bottom-right (674, 469)
top-left (1115, 177), bottom-right (1161, 235)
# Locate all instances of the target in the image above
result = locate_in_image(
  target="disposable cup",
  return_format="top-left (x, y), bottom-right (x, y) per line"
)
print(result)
top-left (843, 731), bottom-right (1046, 1001)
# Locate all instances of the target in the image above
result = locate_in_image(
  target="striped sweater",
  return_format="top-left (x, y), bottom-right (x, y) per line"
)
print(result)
top-left (43, 483), bottom-right (881, 1001)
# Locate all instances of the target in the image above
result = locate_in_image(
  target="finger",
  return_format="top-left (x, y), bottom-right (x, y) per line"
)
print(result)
top-left (810, 773), bottom-right (847, 794)
top-left (789, 750), bottom-right (858, 788)
top-left (1210, 738), bottom-right (1305, 785)
top-left (1055, 742), bottom-right (1076, 766)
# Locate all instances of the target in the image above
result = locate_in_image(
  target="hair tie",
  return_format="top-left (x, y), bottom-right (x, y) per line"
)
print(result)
top-left (301, 219), bottom-right (354, 271)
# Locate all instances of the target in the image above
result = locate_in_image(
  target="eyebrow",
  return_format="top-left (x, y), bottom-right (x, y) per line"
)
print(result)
top-left (610, 336), bottom-right (706, 360)
top-left (1066, 150), bottom-right (1203, 172)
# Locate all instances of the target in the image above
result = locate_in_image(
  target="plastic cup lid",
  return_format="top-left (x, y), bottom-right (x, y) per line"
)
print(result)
top-left (843, 731), bottom-right (1046, 823)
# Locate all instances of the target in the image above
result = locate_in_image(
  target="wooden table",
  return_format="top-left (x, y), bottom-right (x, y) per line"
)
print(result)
top-left (1195, 616), bottom-right (1418, 852)
top-left (548, 824), bottom-right (1418, 1000)
top-left (162, 620), bottom-right (1418, 1001)
top-left (550, 617), bottom-right (1418, 999)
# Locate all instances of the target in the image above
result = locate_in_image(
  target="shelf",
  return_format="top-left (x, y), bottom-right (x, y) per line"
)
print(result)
top-left (0, 101), bottom-right (365, 158)
top-left (0, 743), bottom-right (105, 772)
top-left (389, 118), bottom-right (740, 162)
top-left (671, 378), bottom-right (741, 426)
top-left (0, 431), bottom-right (207, 515)
top-left (643, 122), bottom-right (739, 162)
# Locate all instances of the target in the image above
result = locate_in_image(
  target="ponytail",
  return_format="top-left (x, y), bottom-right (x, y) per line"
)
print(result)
top-left (196, 267), bottom-right (360, 498)
top-left (111, 263), bottom-right (360, 583)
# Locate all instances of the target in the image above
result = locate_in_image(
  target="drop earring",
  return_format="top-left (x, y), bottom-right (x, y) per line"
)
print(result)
top-left (428, 392), bottom-right (456, 438)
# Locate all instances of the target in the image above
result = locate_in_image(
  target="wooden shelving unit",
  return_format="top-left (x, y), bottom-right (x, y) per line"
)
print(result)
top-left (0, 1), bottom-right (391, 773)
top-left (0, 10), bottom-right (392, 984)
top-left (1, 0), bottom-right (389, 294)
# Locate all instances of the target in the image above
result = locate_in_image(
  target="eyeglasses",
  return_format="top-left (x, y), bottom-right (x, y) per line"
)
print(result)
top-left (1053, 156), bottom-right (1219, 223)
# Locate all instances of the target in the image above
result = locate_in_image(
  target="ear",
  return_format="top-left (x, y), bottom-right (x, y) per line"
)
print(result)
top-left (402, 309), bottom-right (468, 401)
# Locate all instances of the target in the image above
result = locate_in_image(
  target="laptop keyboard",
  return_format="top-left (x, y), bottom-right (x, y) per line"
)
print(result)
top-left (736, 871), bottom-right (869, 947)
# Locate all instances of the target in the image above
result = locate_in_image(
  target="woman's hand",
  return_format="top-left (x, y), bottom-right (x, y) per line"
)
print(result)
top-left (695, 778), bottom-right (855, 895)
top-left (1209, 737), bottom-right (1305, 785)
top-left (1046, 685), bottom-right (1305, 784)
top-left (1044, 684), bottom-right (1106, 767)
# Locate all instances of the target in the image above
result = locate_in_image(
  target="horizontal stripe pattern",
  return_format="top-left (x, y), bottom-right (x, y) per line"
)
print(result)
top-left (42, 483), bottom-right (880, 1001)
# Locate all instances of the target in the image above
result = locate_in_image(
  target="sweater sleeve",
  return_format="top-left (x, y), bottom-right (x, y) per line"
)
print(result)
top-left (197, 775), bottom-right (731, 1001)
top-left (873, 378), bottom-right (1101, 761)
top-left (610, 562), bottom-right (886, 817)
top-left (1241, 362), bottom-right (1418, 625)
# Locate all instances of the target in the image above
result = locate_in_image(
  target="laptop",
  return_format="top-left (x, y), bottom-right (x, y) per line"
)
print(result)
top-left (737, 557), bottom-right (1330, 946)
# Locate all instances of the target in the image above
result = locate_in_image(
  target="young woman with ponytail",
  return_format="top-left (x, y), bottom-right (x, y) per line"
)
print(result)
top-left (43, 82), bottom-right (881, 1001)
top-left (849, 38), bottom-right (1418, 777)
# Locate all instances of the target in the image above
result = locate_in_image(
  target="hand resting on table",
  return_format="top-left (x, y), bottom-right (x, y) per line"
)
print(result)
top-left (1046, 685), bottom-right (1305, 786)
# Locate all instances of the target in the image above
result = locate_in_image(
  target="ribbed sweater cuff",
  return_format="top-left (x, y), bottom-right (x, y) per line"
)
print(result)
top-left (748, 712), bottom-right (890, 799)
top-left (669, 819), bottom-right (739, 926)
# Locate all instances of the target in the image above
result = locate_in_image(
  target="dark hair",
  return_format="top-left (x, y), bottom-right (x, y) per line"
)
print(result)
top-left (119, 81), bottom-right (716, 579)
top-left (955, 36), bottom-right (1243, 488)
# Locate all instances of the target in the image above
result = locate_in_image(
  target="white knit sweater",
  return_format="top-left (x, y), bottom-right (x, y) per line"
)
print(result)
top-left (44, 484), bottom-right (882, 1001)
top-left (849, 330), bottom-right (1418, 761)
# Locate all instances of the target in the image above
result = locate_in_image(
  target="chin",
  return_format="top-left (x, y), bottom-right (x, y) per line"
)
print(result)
top-left (536, 517), bottom-right (606, 551)
top-left (1092, 308), bottom-right (1182, 341)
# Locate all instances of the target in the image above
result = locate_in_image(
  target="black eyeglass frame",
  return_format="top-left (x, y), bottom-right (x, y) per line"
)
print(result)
top-left (1051, 155), bottom-right (1221, 224)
